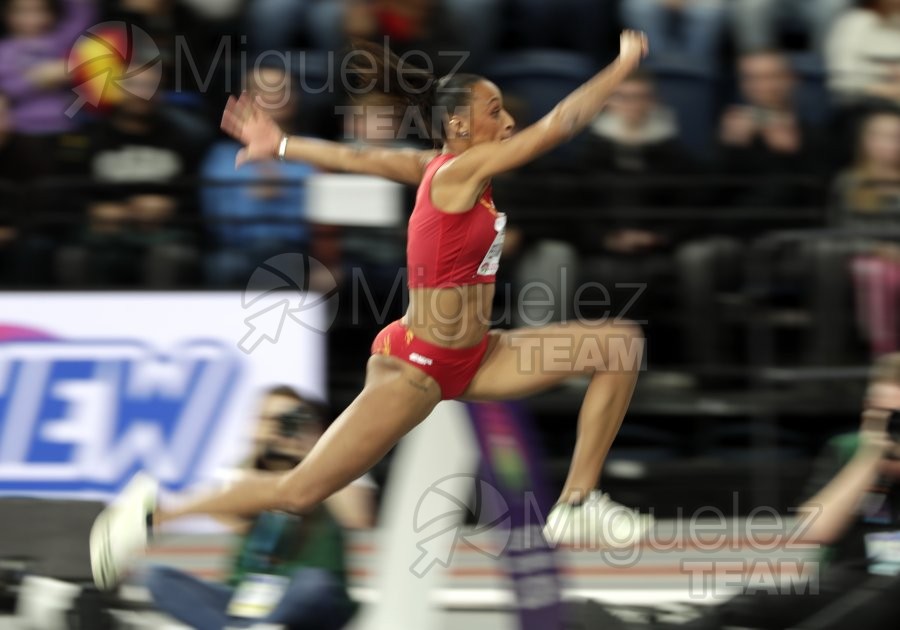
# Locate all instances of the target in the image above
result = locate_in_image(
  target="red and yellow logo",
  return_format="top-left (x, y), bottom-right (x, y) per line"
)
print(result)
top-left (67, 22), bottom-right (162, 115)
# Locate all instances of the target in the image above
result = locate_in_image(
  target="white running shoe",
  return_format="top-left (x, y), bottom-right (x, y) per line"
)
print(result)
top-left (542, 491), bottom-right (654, 549)
top-left (90, 472), bottom-right (158, 590)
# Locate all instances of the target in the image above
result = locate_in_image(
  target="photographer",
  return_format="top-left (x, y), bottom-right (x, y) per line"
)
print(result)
top-left (141, 386), bottom-right (373, 630)
top-left (683, 354), bottom-right (900, 629)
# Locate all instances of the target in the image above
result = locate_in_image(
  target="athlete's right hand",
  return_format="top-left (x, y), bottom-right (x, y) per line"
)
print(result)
top-left (221, 92), bottom-right (285, 168)
top-left (619, 30), bottom-right (649, 70)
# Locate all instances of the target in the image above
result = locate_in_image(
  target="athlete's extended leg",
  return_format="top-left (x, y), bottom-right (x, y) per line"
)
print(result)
top-left (91, 355), bottom-right (441, 589)
top-left (159, 355), bottom-right (441, 522)
top-left (461, 319), bottom-right (647, 547)
top-left (463, 319), bottom-right (643, 500)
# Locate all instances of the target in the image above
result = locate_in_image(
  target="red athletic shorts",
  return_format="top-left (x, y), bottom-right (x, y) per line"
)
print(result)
top-left (371, 320), bottom-right (491, 400)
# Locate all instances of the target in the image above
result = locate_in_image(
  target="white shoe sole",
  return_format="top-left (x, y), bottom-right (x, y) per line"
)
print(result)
top-left (543, 502), bottom-right (654, 550)
top-left (90, 473), bottom-right (158, 590)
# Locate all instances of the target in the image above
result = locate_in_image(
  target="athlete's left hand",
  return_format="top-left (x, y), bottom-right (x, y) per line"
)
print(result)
top-left (221, 92), bottom-right (285, 168)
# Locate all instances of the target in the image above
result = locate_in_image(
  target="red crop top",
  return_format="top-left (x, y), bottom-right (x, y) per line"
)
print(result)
top-left (407, 154), bottom-right (507, 288)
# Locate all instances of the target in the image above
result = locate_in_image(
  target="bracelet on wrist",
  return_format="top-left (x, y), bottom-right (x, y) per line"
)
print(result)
top-left (277, 135), bottom-right (289, 161)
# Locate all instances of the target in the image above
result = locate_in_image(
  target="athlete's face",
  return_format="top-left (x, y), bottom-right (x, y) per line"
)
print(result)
top-left (456, 80), bottom-right (515, 145)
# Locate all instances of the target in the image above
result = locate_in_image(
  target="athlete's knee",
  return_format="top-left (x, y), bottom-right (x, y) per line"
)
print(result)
top-left (609, 320), bottom-right (645, 371)
top-left (580, 319), bottom-right (644, 373)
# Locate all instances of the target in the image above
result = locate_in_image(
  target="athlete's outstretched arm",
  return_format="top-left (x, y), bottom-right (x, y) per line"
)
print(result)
top-left (221, 92), bottom-right (438, 185)
top-left (452, 31), bottom-right (649, 183)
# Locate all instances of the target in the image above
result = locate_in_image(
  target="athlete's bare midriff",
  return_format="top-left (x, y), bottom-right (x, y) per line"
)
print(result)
top-left (403, 284), bottom-right (496, 349)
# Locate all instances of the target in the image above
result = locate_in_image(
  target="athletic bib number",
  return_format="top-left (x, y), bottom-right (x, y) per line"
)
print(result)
top-left (477, 213), bottom-right (506, 276)
top-left (227, 573), bottom-right (289, 618)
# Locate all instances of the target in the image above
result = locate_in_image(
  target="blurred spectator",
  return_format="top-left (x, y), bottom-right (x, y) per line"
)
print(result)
top-left (56, 192), bottom-right (198, 287)
top-left (833, 109), bottom-right (900, 215)
top-left (581, 69), bottom-right (694, 256)
top-left (143, 386), bottom-right (370, 630)
top-left (0, 90), bottom-right (60, 286)
top-left (831, 109), bottom-right (900, 356)
top-left (683, 51), bottom-right (827, 368)
top-left (584, 69), bottom-right (693, 208)
top-left (620, 0), bottom-right (726, 73)
top-left (102, 0), bottom-right (234, 115)
top-left (717, 49), bottom-right (827, 209)
top-left (576, 71), bottom-right (695, 355)
top-left (62, 63), bottom-right (210, 184)
top-left (202, 66), bottom-right (315, 288)
top-left (684, 356), bottom-right (900, 629)
top-left (52, 63), bottom-right (209, 286)
top-left (732, 0), bottom-right (852, 54)
top-left (826, 0), bottom-right (900, 108)
top-left (0, 0), bottom-right (94, 177)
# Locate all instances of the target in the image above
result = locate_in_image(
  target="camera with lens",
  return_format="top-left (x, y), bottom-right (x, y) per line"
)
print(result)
top-left (255, 402), bottom-right (326, 471)
top-left (890, 411), bottom-right (900, 441)
top-left (277, 404), bottom-right (320, 437)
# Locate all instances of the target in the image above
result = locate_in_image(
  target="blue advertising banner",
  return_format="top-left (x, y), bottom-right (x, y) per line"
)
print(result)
top-left (0, 292), bottom-right (327, 501)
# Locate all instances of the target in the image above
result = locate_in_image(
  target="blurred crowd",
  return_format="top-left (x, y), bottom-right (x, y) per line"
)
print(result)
top-left (0, 0), bottom-right (898, 367)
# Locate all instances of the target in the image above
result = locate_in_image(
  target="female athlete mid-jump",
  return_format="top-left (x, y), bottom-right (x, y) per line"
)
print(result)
top-left (92, 30), bottom-right (653, 588)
